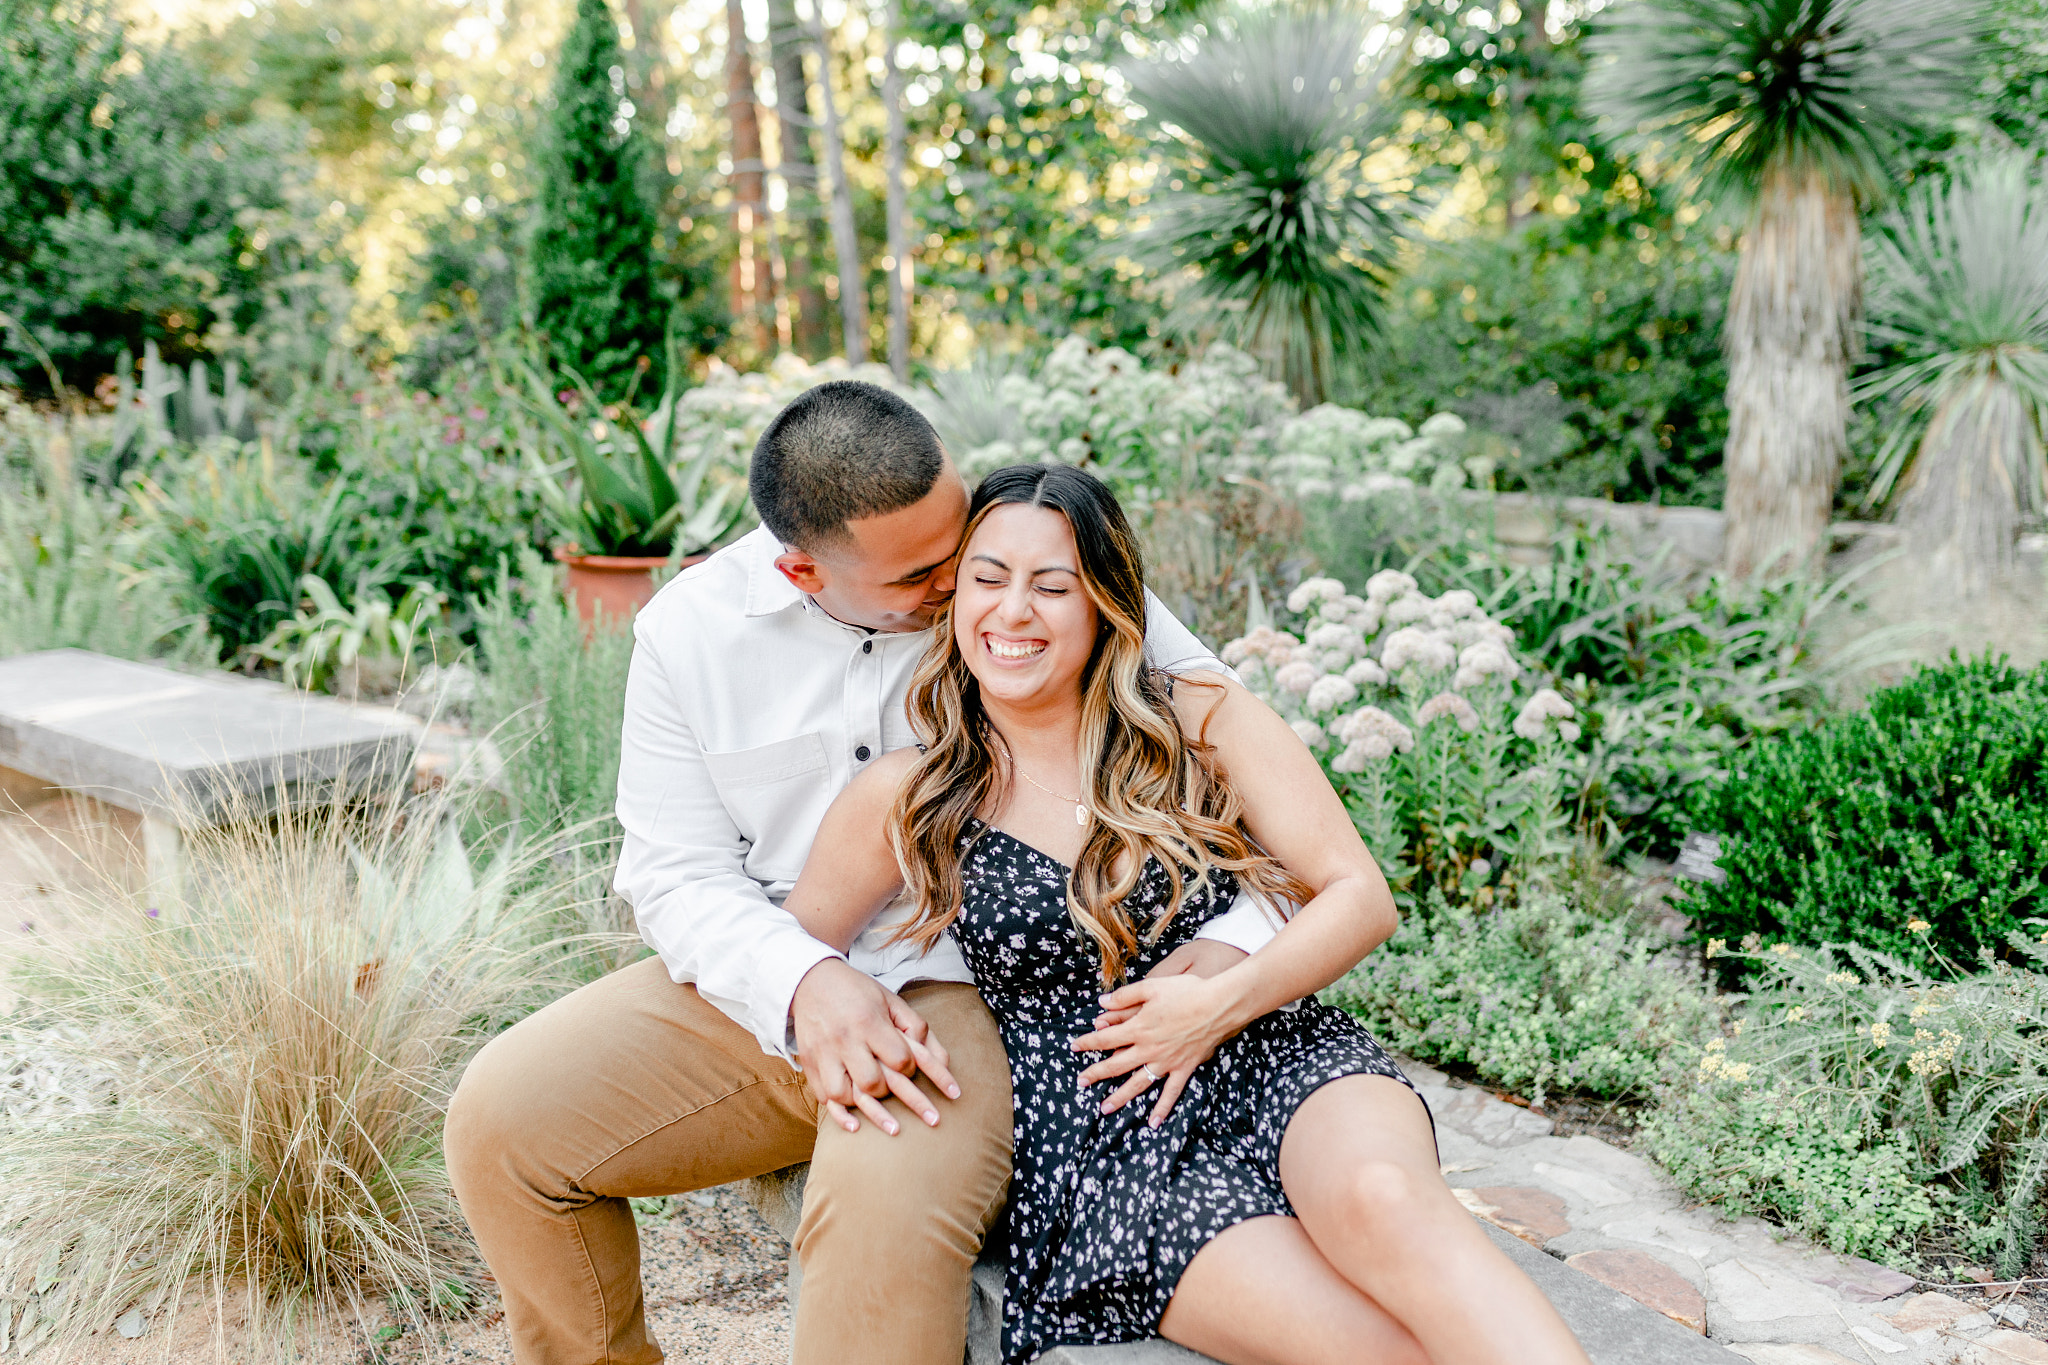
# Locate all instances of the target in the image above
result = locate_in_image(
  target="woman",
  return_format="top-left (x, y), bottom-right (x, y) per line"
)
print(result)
top-left (783, 465), bottom-right (1589, 1365)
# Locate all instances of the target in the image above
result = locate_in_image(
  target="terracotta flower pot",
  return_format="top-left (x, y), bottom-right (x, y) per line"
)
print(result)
top-left (552, 548), bottom-right (705, 628)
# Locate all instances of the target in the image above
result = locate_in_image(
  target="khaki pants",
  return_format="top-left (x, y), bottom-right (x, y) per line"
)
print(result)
top-left (445, 957), bottom-right (1013, 1365)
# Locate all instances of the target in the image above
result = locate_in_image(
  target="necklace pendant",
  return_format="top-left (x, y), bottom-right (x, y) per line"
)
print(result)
top-left (1076, 804), bottom-right (1089, 827)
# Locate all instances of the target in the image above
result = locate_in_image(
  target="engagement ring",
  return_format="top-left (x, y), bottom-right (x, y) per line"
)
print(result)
top-left (1143, 1064), bottom-right (1165, 1080)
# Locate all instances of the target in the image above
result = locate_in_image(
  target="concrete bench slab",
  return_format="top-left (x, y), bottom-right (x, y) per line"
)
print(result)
top-left (0, 649), bottom-right (419, 888)
top-left (743, 1164), bottom-right (1743, 1364)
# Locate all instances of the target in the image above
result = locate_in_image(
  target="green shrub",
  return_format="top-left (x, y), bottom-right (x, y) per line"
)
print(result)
top-left (1348, 229), bottom-right (1732, 507)
top-left (1325, 888), bottom-right (1720, 1105)
top-left (1640, 939), bottom-right (2048, 1272)
top-left (470, 551), bottom-right (636, 836)
top-left (1681, 654), bottom-right (2048, 974)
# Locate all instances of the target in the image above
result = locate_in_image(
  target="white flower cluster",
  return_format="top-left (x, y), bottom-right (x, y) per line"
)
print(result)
top-left (1513, 688), bottom-right (1581, 742)
top-left (1226, 569), bottom-right (1562, 770)
top-left (952, 338), bottom-right (1294, 487)
top-left (1266, 407), bottom-right (1478, 500)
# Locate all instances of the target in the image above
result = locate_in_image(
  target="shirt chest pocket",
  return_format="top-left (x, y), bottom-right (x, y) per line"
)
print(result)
top-left (700, 733), bottom-right (835, 882)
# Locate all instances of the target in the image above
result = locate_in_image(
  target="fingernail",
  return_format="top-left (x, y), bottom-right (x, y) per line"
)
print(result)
top-left (1098, 994), bottom-right (1114, 1006)
top-left (946, 1085), bottom-right (960, 1098)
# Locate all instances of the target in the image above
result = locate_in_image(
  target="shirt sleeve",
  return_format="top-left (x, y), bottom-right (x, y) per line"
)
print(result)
top-left (612, 624), bottom-right (840, 1062)
top-left (1193, 887), bottom-right (1284, 953)
top-left (1140, 588), bottom-right (1240, 682)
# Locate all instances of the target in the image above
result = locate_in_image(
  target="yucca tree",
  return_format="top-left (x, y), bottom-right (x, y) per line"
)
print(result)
top-left (1585, 0), bottom-right (1979, 576)
top-left (1122, 1), bottom-right (1415, 407)
top-left (1857, 156), bottom-right (2048, 587)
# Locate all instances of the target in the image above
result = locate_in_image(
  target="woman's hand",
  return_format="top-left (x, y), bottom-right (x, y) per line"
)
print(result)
top-left (1069, 971), bottom-right (1249, 1127)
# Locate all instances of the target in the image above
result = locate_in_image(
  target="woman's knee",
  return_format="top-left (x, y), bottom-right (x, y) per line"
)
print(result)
top-left (1317, 1158), bottom-right (1459, 1254)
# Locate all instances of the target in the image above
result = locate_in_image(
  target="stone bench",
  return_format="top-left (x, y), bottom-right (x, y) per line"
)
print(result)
top-left (740, 1163), bottom-right (1742, 1365)
top-left (0, 649), bottom-right (421, 891)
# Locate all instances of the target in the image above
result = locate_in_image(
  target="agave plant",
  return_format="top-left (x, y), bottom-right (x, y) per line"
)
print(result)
top-left (518, 342), bottom-right (750, 560)
top-left (1584, 0), bottom-right (1979, 576)
top-left (1857, 156), bottom-right (2048, 586)
top-left (1120, 0), bottom-right (1416, 407)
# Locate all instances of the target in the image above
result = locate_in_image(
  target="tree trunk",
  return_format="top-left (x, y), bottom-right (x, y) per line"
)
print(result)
top-left (1721, 169), bottom-right (1859, 577)
top-left (881, 0), bottom-right (911, 380)
top-left (765, 0), bottom-right (831, 357)
top-left (726, 0), bottom-right (773, 355)
top-left (805, 8), bottom-right (869, 362)
top-left (1895, 374), bottom-right (2035, 588)
top-left (1505, 0), bottom-right (1549, 234)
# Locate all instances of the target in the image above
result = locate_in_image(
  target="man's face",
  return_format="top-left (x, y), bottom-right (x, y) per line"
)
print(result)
top-left (774, 457), bottom-right (972, 632)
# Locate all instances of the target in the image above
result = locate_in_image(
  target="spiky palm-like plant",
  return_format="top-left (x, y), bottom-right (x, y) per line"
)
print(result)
top-left (1123, 2), bottom-right (1415, 407)
top-left (1857, 156), bottom-right (2048, 586)
top-left (1584, 0), bottom-right (1979, 576)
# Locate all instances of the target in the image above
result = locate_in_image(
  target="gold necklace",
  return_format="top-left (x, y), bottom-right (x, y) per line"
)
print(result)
top-left (1010, 754), bottom-right (1091, 826)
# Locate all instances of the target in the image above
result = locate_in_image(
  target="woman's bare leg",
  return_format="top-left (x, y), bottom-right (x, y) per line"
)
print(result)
top-left (1280, 1075), bottom-right (1592, 1365)
top-left (1158, 1214), bottom-right (1429, 1365)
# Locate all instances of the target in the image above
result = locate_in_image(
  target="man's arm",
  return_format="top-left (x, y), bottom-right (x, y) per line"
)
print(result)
top-left (613, 633), bottom-right (842, 1059)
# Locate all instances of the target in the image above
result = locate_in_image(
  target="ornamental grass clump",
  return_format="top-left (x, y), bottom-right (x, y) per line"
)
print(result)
top-left (1641, 935), bottom-right (2048, 1274)
top-left (0, 784), bottom-right (596, 1355)
top-left (1225, 571), bottom-right (1578, 898)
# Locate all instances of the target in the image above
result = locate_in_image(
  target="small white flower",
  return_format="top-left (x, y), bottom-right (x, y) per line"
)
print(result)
top-left (1275, 661), bottom-right (1321, 696)
top-left (1343, 658), bottom-right (1388, 687)
top-left (1306, 675), bottom-right (1359, 714)
top-left (1383, 594), bottom-right (1435, 626)
top-left (1437, 589), bottom-right (1480, 618)
top-left (1220, 638), bottom-right (1252, 666)
top-left (1451, 640), bottom-right (1518, 691)
top-left (1419, 412), bottom-right (1468, 438)
top-left (1289, 719), bottom-right (1327, 749)
top-left (1335, 706), bottom-right (1415, 753)
top-left (1364, 569), bottom-right (1417, 604)
top-left (1380, 628), bottom-right (1457, 674)
top-left (1286, 577), bottom-right (1348, 613)
top-left (1416, 691), bottom-right (1481, 732)
top-left (1512, 687), bottom-right (1578, 741)
top-left (1306, 622), bottom-right (1364, 653)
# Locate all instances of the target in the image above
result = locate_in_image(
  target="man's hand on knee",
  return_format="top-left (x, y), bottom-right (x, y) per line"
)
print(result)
top-left (793, 959), bottom-right (961, 1137)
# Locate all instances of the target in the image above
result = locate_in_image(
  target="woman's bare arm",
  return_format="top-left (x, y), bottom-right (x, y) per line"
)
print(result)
top-left (1072, 673), bottom-right (1398, 1121)
top-left (782, 747), bottom-right (918, 953)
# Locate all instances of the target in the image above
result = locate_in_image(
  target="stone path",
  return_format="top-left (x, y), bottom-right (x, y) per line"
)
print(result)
top-left (1403, 1058), bottom-right (2045, 1365)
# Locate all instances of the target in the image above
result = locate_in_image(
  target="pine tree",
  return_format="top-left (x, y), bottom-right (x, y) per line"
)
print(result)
top-left (530, 0), bottom-right (668, 399)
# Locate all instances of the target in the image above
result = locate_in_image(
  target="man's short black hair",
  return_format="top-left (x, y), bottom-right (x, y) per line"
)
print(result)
top-left (749, 381), bottom-right (946, 550)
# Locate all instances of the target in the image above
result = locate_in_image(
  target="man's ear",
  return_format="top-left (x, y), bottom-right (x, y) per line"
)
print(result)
top-left (774, 548), bottom-right (828, 595)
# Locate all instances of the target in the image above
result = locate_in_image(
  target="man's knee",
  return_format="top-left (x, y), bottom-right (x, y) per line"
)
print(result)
top-left (797, 1098), bottom-right (1011, 1264)
top-left (444, 1029), bottom-right (529, 1194)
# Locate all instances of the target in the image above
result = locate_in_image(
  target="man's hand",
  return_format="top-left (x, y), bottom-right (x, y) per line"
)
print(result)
top-left (791, 958), bottom-right (959, 1136)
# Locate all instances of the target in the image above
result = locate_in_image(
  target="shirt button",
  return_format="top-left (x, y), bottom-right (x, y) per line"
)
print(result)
top-left (855, 745), bottom-right (871, 762)
top-left (862, 639), bottom-right (872, 654)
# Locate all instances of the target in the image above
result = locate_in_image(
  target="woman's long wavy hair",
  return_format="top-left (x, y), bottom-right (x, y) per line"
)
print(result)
top-left (888, 464), bottom-right (1312, 982)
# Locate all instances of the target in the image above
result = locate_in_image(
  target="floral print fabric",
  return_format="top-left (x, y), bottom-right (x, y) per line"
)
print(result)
top-left (951, 821), bottom-right (1428, 1365)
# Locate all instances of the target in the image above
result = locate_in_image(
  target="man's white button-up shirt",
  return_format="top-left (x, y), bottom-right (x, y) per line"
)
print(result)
top-left (614, 524), bottom-right (1280, 1061)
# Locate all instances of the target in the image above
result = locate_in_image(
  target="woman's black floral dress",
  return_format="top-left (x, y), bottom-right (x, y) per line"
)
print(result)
top-left (952, 819), bottom-right (1430, 1365)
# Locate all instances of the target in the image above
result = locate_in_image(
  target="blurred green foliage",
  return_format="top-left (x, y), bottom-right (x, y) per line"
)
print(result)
top-left (1349, 230), bottom-right (1733, 507)
top-left (0, 0), bottom-right (337, 392)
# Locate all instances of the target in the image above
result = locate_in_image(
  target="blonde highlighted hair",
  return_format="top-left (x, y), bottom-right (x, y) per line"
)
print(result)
top-left (887, 464), bottom-right (1311, 982)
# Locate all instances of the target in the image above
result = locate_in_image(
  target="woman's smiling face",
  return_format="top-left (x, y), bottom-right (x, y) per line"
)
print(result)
top-left (953, 502), bottom-right (1100, 710)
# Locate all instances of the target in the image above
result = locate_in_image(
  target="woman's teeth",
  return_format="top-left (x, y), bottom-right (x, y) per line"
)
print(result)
top-left (988, 638), bottom-right (1046, 660)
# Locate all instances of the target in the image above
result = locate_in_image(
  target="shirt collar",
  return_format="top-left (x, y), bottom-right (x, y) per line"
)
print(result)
top-left (739, 525), bottom-right (805, 618)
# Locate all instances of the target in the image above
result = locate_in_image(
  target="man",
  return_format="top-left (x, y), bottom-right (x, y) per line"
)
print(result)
top-left (445, 382), bottom-right (1274, 1365)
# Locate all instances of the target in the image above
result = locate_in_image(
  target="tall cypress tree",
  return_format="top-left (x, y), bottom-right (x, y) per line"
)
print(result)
top-left (530, 0), bottom-right (667, 398)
